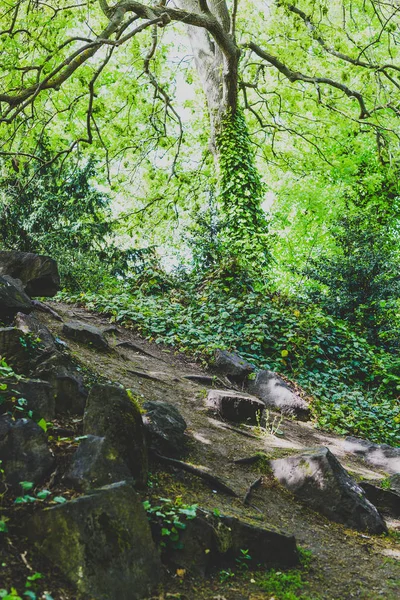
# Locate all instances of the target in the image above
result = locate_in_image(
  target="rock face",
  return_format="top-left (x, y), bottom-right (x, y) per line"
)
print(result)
top-left (35, 353), bottom-right (87, 415)
top-left (360, 481), bottom-right (400, 518)
top-left (0, 251), bottom-right (60, 297)
top-left (0, 275), bottom-right (32, 320)
top-left (0, 327), bottom-right (37, 373)
top-left (142, 400), bottom-right (187, 456)
top-left (62, 321), bottom-right (109, 351)
top-left (344, 437), bottom-right (400, 474)
top-left (83, 384), bottom-right (148, 487)
top-left (65, 435), bottom-right (132, 492)
top-left (0, 415), bottom-right (54, 487)
top-left (247, 370), bottom-right (310, 420)
top-left (206, 389), bottom-right (265, 424)
top-left (270, 447), bottom-right (387, 534)
top-left (168, 508), bottom-right (298, 576)
top-left (214, 349), bottom-right (255, 383)
top-left (14, 312), bottom-right (56, 355)
top-left (29, 481), bottom-right (162, 600)
top-left (0, 378), bottom-right (55, 420)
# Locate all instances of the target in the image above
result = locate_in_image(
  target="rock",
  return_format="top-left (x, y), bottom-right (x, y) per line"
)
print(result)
top-left (34, 353), bottom-right (87, 415)
top-left (0, 327), bottom-right (37, 373)
top-left (206, 389), bottom-right (265, 424)
top-left (0, 377), bottom-right (55, 420)
top-left (389, 474), bottom-right (400, 494)
top-left (65, 435), bottom-right (132, 492)
top-left (0, 251), bottom-right (60, 297)
top-left (360, 482), bottom-right (400, 518)
top-left (270, 447), bottom-right (387, 534)
top-left (183, 374), bottom-right (217, 385)
top-left (0, 275), bottom-right (32, 320)
top-left (62, 321), bottom-right (109, 351)
top-left (344, 437), bottom-right (400, 474)
top-left (14, 312), bottom-right (56, 354)
top-left (83, 384), bottom-right (148, 487)
top-left (142, 400), bottom-right (187, 456)
top-left (29, 481), bottom-right (162, 600)
top-left (168, 508), bottom-right (298, 576)
top-left (247, 370), bottom-right (310, 420)
top-left (214, 349), bottom-right (255, 383)
top-left (0, 415), bottom-right (54, 487)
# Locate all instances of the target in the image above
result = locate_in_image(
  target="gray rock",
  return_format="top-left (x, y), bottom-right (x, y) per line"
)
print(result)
top-left (344, 437), bottom-right (400, 474)
top-left (0, 415), bottom-right (54, 487)
top-left (214, 349), bottom-right (255, 383)
top-left (247, 370), bottom-right (310, 420)
top-left (83, 384), bottom-right (148, 487)
top-left (62, 321), bottom-right (109, 351)
top-left (0, 275), bottom-right (32, 320)
top-left (34, 353), bottom-right (87, 415)
top-left (270, 447), bottom-right (387, 534)
top-left (14, 312), bottom-right (56, 354)
top-left (0, 327), bottom-right (38, 373)
top-left (168, 508), bottom-right (298, 576)
top-left (389, 474), bottom-right (400, 494)
top-left (360, 481), bottom-right (400, 518)
top-left (0, 377), bottom-right (55, 420)
top-left (0, 251), bottom-right (60, 297)
top-left (65, 435), bottom-right (132, 492)
top-left (142, 400), bottom-right (187, 456)
top-left (0, 250), bottom-right (60, 297)
top-left (206, 389), bottom-right (265, 424)
top-left (29, 481), bottom-right (162, 600)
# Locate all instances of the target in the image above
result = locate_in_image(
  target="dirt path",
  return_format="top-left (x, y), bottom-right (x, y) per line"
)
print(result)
top-left (31, 303), bottom-right (400, 598)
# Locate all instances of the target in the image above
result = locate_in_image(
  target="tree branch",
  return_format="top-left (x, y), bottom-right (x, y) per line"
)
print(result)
top-left (245, 41), bottom-right (370, 119)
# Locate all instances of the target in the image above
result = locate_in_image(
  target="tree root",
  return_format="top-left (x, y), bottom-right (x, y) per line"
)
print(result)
top-left (152, 452), bottom-right (238, 497)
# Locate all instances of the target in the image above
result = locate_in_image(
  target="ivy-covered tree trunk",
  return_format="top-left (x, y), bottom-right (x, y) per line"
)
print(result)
top-left (179, 0), bottom-right (269, 268)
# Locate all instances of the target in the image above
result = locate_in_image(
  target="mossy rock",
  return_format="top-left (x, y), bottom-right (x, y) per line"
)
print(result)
top-left (83, 384), bottom-right (148, 487)
top-left (28, 481), bottom-right (162, 600)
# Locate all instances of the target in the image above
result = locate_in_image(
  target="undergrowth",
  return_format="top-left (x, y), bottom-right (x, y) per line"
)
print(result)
top-left (58, 266), bottom-right (400, 446)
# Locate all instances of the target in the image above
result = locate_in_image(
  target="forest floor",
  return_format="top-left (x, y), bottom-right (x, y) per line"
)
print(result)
top-left (2, 301), bottom-right (400, 600)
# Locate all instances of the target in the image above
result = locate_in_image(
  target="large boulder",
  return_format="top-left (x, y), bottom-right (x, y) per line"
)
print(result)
top-left (29, 481), bottom-right (162, 600)
top-left (344, 437), bottom-right (400, 474)
top-left (14, 312), bottom-right (56, 355)
top-left (0, 275), bottom-right (32, 320)
top-left (83, 384), bottom-right (148, 487)
top-left (167, 508), bottom-right (298, 576)
top-left (0, 377), bottom-right (55, 420)
top-left (206, 389), bottom-right (265, 424)
top-left (0, 415), bottom-right (54, 488)
top-left (0, 327), bottom-right (39, 373)
top-left (214, 349), bottom-right (255, 383)
top-left (142, 400), bottom-right (187, 456)
top-left (247, 370), bottom-right (310, 420)
top-left (34, 353), bottom-right (88, 415)
top-left (65, 435), bottom-right (132, 492)
top-left (62, 321), bottom-right (109, 351)
top-left (270, 447), bottom-right (387, 534)
top-left (0, 251), bottom-right (60, 297)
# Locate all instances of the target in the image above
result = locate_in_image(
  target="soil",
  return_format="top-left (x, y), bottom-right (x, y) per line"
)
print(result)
top-left (1, 301), bottom-right (399, 600)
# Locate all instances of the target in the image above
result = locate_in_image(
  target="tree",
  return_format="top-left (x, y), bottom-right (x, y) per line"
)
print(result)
top-left (0, 1), bottom-right (399, 267)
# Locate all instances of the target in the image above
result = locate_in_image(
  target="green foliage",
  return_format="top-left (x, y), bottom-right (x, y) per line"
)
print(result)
top-left (216, 110), bottom-right (270, 271)
top-left (0, 573), bottom-right (53, 600)
top-left (143, 496), bottom-right (197, 550)
top-left (59, 266), bottom-right (400, 445)
top-left (0, 144), bottom-right (140, 291)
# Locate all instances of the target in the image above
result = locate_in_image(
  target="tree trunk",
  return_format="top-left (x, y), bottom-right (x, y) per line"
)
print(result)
top-left (179, 0), bottom-right (269, 269)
